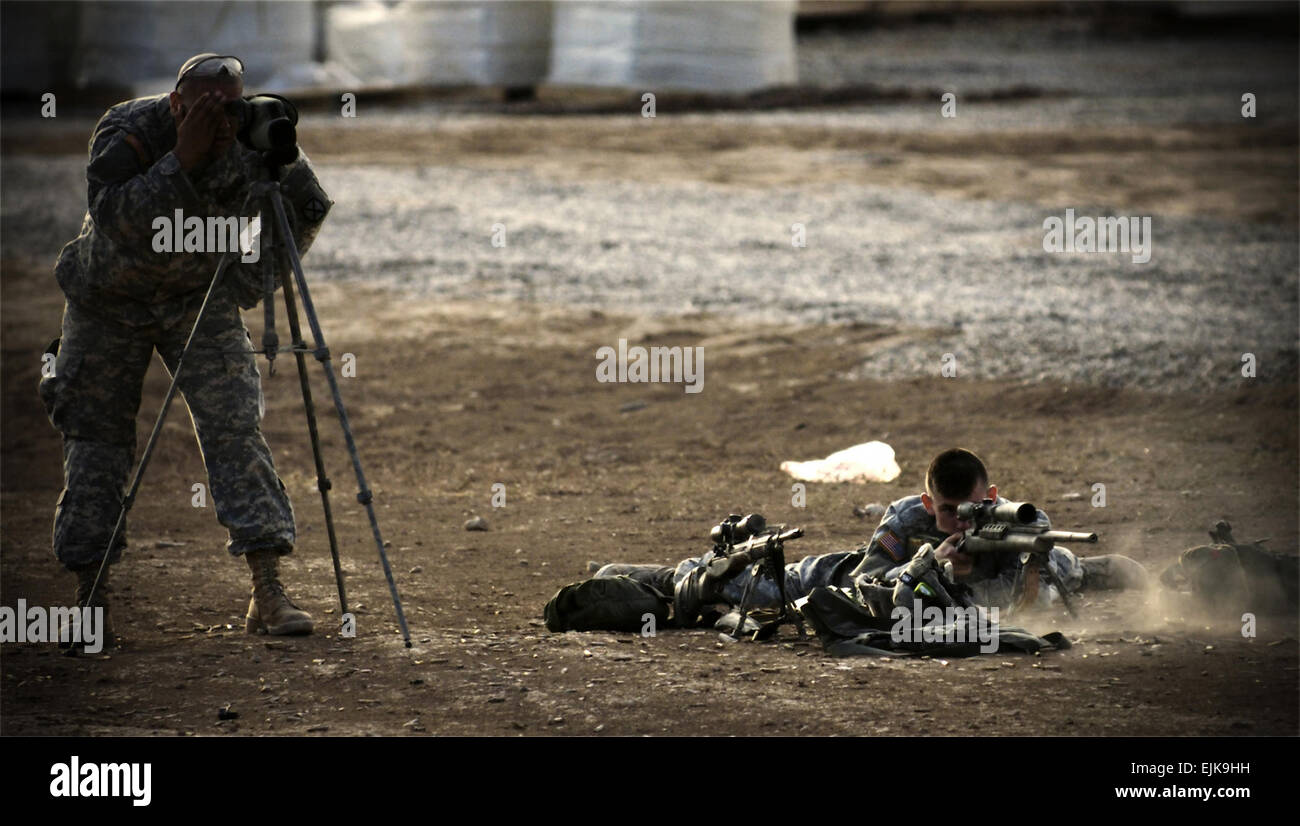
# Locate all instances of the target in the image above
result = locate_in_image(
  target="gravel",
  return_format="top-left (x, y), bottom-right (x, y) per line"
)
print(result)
top-left (4, 152), bottom-right (1295, 392)
top-left (4, 20), bottom-right (1294, 393)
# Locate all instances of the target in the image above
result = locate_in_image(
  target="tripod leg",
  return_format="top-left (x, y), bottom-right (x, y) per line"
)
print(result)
top-left (81, 251), bottom-right (239, 615)
top-left (770, 547), bottom-right (804, 637)
top-left (279, 254), bottom-right (349, 620)
top-left (261, 219), bottom-right (279, 374)
top-left (731, 566), bottom-right (759, 641)
top-left (267, 189), bottom-right (412, 647)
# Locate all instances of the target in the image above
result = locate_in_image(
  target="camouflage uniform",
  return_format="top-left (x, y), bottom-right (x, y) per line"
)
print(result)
top-left (669, 550), bottom-right (863, 606)
top-left (847, 494), bottom-right (1084, 609)
top-left (601, 495), bottom-right (1086, 621)
top-left (40, 94), bottom-right (331, 572)
top-left (594, 551), bottom-right (862, 629)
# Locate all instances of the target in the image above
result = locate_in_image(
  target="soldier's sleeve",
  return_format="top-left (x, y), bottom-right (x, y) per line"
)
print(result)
top-left (1034, 507), bottom-right (1052, 530)
top-left (849, 502), bottom-right (914, 580)
top-left (274, 148), bottom-right (332, 257)
top-left (86, 118), bottom-right (203, 251)
top-left (225, 149), bottom-right (332, 310)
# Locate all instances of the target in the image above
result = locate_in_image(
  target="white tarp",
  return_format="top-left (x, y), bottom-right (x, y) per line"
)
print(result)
top-left (781, 441), bottom-right (902, 484)
top-left (75, 0), bottom-right (315, 95)
top-left (549, 0), bottom-right (797, 92)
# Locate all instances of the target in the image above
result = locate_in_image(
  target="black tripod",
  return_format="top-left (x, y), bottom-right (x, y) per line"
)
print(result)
top-left (726, 530), bottom-right (807, 642)
top-left (80, 152), bottom-right (411, 647)
top-left (707, 515), bottom-right (807, 642)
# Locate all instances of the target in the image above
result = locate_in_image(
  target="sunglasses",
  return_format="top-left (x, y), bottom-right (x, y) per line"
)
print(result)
top-left (175, 55), bottom-right (244, 91)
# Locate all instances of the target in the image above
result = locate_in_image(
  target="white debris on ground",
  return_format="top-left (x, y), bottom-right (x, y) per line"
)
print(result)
top-left (780, 441), bottom-right (901, 484)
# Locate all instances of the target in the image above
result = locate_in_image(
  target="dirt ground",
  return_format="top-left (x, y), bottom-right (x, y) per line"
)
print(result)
top-left (3, 109), bottom-right (1298, 737)
top-left (295, 117), bottom-right (1300, 227)
top-left (12, 116), bottom-right (1295, 227)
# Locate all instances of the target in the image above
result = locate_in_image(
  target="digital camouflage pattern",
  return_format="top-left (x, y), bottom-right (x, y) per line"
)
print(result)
top-left (55, 94), bottom-right (331, 323)
top-left (670, 550), bottom-right (863, 609)
top-left (40, 93), bottom-right (331, 571)
top-left (592, 495), bottom-right (1089, 624)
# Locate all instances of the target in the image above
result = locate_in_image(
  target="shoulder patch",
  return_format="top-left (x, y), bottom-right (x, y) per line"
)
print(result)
top-left (877, 530), bottom-right (905, 561)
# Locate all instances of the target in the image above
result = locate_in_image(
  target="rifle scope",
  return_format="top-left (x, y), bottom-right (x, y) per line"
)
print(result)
top-left (956, 499), bottom-right (1038, 524)
top-left (710, 513), bottom-right (766, 546)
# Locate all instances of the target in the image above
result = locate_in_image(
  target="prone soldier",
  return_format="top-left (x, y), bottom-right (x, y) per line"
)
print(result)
top-left (846, 448), bottom-right (1147, 610)
top-left (588, 448), bottom-right (1147, 627)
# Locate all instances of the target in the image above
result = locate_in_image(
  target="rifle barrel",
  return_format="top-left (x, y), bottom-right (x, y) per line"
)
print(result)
top-left (963, 529), bottom-right (1097, 555)
top-left (733, 527), bottom-right (803, 553)
top-left (1041, 530), bottom-right (1097, 544)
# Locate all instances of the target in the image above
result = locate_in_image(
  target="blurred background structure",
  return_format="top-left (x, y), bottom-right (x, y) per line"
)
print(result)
top-left (1, 0), bottom-right (1289, 103)
top-left (3, 0), bottom-right (799, 98)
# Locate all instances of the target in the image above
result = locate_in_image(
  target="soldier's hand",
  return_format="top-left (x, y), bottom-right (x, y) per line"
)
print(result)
top-left (175, 93), bottom-right (222, 171)
top-left (933, 532), bottom-right (973, 578)
top-left (210, 101), bottom-right (237, 158)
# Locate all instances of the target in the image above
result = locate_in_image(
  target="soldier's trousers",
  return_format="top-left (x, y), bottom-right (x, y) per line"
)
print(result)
top-left (39, 295), bottom-right (295, 571)
top-left (674, 551), bottom-right (862, 606)
top-left (597, 553), bottom-right (862, 609)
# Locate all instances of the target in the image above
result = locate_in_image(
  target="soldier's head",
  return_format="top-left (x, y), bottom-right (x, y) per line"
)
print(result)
top-left (922, 448), bottom-right (996, 533)
top-left (169, 54), bottom-right (244, 156)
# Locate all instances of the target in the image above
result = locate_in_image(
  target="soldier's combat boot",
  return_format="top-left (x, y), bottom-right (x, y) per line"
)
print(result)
top-left (244, 550), bottom-right (314, 635)
top-left (1080, 554), bottom-right (1150, 592)
top-left (63, 565), bottom-right (115, 649)
top-left (673, 566), bottom-right (713, 628)
top-left (674, 552), bottom-right (756, 626)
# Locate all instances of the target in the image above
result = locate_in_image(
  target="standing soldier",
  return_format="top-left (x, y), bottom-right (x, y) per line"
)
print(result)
top-left (39, 53), bottom-right (333, 642)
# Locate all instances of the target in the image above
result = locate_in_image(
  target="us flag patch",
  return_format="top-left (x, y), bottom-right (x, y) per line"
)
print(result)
top-left (877, 530), bottom-right (905, 560)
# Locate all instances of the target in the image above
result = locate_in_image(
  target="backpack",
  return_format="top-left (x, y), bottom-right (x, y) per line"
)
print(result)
top-left (544, 576), bottom-right (671, 633)
top-left (1159, 520), bottom-right (1298, 615)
